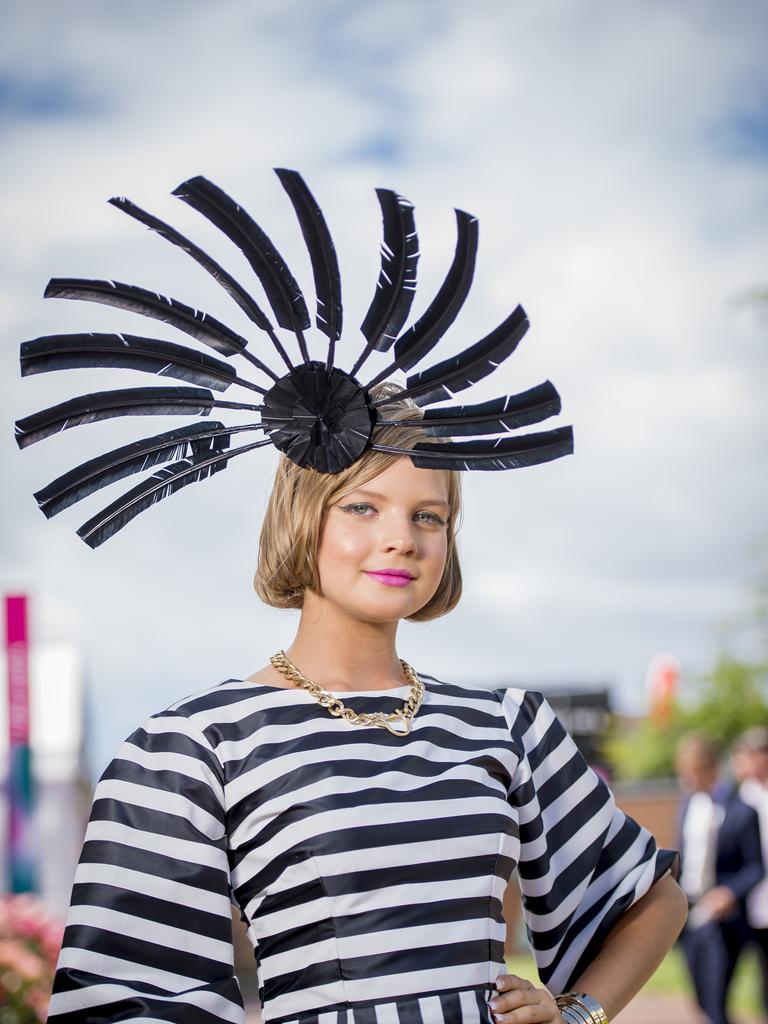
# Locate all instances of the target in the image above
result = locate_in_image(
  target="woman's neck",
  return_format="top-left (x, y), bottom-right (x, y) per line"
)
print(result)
top-left (284, 595), bottom-right (405, 692)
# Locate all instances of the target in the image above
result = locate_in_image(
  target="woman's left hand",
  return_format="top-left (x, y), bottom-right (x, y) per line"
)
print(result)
top-left (489, 973), bottom-right (563, 1023)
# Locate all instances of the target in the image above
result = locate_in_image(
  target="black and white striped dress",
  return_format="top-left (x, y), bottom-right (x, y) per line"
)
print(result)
top-left (48, 673), bottom-right (677, 1024)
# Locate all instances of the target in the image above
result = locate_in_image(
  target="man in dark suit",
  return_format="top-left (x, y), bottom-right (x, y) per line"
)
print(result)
top-left (676, 734), bottom-right (765, 1024)
top-left (732, 726), bottom-right (768, 1021)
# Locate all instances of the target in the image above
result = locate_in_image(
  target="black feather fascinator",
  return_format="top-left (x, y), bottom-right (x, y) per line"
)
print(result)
top-left (14, 168), bottom-right (574, 548)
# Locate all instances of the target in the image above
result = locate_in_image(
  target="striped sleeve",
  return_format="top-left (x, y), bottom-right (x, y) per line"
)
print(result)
top-left (47, 709), bottom-right (245, 1024)
top-left (502, 689), bottom-right (679, 996)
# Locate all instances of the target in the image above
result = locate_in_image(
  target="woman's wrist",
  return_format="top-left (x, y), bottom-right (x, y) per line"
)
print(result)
top-left (554, 991), bottom-right (609, 1024)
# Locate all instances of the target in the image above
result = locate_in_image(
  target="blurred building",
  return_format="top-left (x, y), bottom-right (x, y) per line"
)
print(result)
top-left (546, 687), bottom-right (612, 772)
top-left (0, 643), bottom-right (87, 914)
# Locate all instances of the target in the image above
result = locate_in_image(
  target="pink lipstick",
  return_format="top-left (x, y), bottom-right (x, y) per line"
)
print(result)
top-left (364, 570), bottom-right (414, 587)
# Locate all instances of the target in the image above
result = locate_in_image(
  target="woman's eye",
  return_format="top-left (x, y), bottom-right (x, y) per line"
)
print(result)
top-left (342, 503), bottom-right (374, 515)
top-left (415, 511), bottom-right (447, 526)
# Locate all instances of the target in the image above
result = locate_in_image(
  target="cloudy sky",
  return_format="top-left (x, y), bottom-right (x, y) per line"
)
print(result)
top-left (2, 0), bottom-right (767, 780)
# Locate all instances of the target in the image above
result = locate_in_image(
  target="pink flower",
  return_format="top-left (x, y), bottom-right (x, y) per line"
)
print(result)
top-left (0, 937), bottom-right (46, 980)
top-left (0, 891), bottom-right (63, 1022)
top-left (5, 893), bottom-right (48, 939)
top-left (26, 984), bottom-right (52, 1018)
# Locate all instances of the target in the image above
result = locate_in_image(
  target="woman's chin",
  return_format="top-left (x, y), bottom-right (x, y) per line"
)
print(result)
top-left (332, 593), bottom-right (425, 625)
top-left (315, 576), bottom-right (437, 623)
top-left (356, 603), bottom-right (419, 625)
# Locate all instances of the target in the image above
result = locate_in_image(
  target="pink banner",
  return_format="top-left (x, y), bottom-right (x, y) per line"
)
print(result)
top-left (4, 593), bottom-right (36, 891)
top-left (5, 595), bottom-right (30, 745)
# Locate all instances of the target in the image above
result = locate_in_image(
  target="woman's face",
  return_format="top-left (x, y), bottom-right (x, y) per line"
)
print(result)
top-left (315, 457), bottom-right (451, 624)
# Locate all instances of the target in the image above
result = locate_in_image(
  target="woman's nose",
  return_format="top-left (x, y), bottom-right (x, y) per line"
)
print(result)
top-left (379, 516), bottom-right (418, 553)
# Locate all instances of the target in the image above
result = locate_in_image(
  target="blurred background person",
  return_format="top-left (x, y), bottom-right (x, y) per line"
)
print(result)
top-left (732, 725), bottom-right (768, 1022)
top-left (675, 733), bottom-right (764, 1024)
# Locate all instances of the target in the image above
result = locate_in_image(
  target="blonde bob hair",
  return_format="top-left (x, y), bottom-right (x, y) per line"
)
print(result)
top-left (254, 382), bottom-right (463, 622)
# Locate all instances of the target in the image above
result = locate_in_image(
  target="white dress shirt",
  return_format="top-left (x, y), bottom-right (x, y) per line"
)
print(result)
top-left (680, 790), bottom-right (722, 902)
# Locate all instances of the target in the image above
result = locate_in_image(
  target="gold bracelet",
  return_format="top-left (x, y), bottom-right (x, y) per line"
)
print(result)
top-left (554, 992), bottom-right (609, 1024)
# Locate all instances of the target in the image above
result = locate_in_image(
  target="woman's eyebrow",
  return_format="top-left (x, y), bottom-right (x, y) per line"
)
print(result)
top-left (348, 488), bottom-right (450, 508)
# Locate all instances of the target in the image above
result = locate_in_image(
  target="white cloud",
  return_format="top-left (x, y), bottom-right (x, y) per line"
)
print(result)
top-left (1, 0), bottom-right (767, 775)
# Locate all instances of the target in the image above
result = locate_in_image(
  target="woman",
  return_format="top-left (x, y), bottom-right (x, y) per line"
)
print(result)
top-left (44, 385), bottom-right (685, 1024)
top-left (18, 170), bottom-right (687, 1023)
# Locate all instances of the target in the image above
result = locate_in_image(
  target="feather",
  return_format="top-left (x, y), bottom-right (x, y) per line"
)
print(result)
top-left (369, 304), bottom-right (529, 408)
top-left (274, 168), bottom-right (342, 365)
top-left (34, 420), bottom-right (244, 517)
top-left (76, 436), bottom-right (271, 548)
top-left (375, 382), bottom-right (561, 438)
top-left (367, 209), bottom-right (478, 387)
top-left (44, 277), bottom-right (279, 383)
top-left (14, 386), bottom-right (217, 449)
top-left (370, 424), bottom-right (574, 471)
top-left (350, 189), bottom-right (419, 376)
top-left (20, 332), bottom-right (266, 393)
top-left (108, 195), bottom-right (294, 371)
top-left (172, 175), bottom-right (311, 361)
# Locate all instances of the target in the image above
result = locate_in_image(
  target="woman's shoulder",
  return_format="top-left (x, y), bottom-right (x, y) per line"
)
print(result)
top-left (415, 671), bottom-right (549, 718)
top-left (427, 678), bottom-right (559, 741)
top-left (96, 680), bottom-right (250, 795)
top-left (413, 669), bottom-right (497, 699)
top-left (161, 675), bottom-right (273, 725)
top-left (111, 677), bottom-right (264, 759)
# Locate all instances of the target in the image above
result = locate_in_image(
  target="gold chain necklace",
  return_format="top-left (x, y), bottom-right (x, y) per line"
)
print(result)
top-left (269, 650), bottom-right (424, 737)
